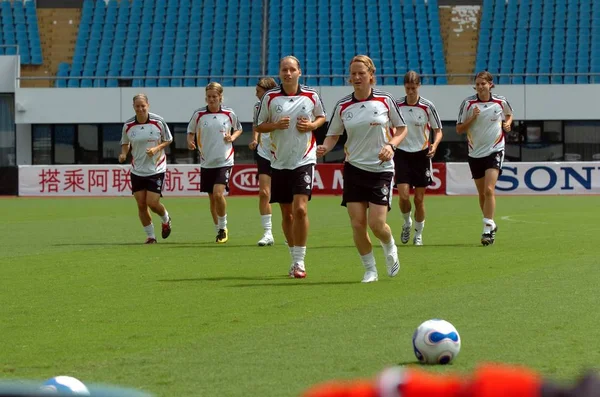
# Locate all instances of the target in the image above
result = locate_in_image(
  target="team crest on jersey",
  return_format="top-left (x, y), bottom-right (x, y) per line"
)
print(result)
top-left (303, 174), bottom-right (312, 184)
top-left (203, 120), bottom-right (208, 127)
top-left (130, 131), bottom-right (136, 138)
top-left (276, 105), bottom-right (283, 113)
top-left (381, 185), bottom-right (389, 196)
top-left (345, 112), bottom-right (353, 121)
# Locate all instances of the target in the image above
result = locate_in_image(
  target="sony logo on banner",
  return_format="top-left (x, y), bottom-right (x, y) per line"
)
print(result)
top-left (497, 165), bottom-right (600, 192)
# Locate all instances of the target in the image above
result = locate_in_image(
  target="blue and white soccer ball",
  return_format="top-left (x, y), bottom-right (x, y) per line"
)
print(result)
top-left (40, 376), bottom-right (90, 395)
top-left (412, 319), bottom-right (461, 365)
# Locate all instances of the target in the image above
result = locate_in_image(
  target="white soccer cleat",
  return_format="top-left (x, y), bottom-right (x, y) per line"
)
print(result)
top-left (413, 234), bottom-right (423, 246)
top-left (257, 234), bottom-right (274, 246)
top-left (401, 223), bottom-right (411, 244)
top-left (385, 244), bottom-right (400, 277)
top-left (361, 270), bottom-right (379, 283)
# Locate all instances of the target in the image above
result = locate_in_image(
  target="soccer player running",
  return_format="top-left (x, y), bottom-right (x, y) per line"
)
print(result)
top-left (456, 71), bottom-right (513, 246)
top-left (255, 56), bottom-right (326, 278)
top-left (395, 71), bottom-right (443, 246)
top-left (187, 82), bottom-right (243, 244)
top-left (248, 77), bottom-right (278, 246)
top-left (119, 94), bottom-right (173, 244)
top-left (316, 55), bottom-right (407, 283)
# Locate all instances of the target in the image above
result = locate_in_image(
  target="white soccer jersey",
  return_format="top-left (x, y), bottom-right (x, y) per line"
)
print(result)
top-left (326, 89), bottom-right (406, 173)
top-left (187, 105), bottom-right (242, 169)
top-left (121, 112), bottom-right (173, 177)
top-left (256, 84), bottom-right (326, 170)
top-left (253, 100), bottom-right (271, 161)
top-left (397, 96), bottom-right (442, 153)
top-left (457, 94), bottom-right (513, 158)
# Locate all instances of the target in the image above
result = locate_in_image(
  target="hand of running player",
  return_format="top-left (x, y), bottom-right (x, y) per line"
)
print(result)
top-left (145, 147), bottom-right (157, 157)
top-left (223, 133), bottom-right (234, 143)
top-left (249, 140), bottom-right (258, 150)
top-left (427, 144), bottom-right (438, 158)
top-left (118, 153), bottom-right (127, 163)
top-left (277, 116), bottom-right (291, 129)
top-left (378, 145), bottom-right (394, 162)
top-left (472, 107), bottom-right (481, 118)
top-left (316, 145), bottom-right (328, 158)
top-left (297, 118), bottom-right (314, 133)
top-left (502, 121), bottom-right (512, 132)
top-left (187, 138), bottom-right (196, 150)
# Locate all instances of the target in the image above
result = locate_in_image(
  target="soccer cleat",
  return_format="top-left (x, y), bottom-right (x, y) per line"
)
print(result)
top-left (481, 233), bottom-right (494, 246)
top-left (216, 228), bottom-right (228, 244)
top-left (144, 237), bottom-right (157, 244)
top-left (288, 263), bottom-right (295, 278)
top-left (401, 223), bottom-right (411, 244)
top-left (385, 244), bottom-right (400, 277)
top-left (413, 234), bottom-right (423, 246)
top-left (292, 263), bottom-right (306, 279)
top-left (257, 234), bottom-right (274, 246)
top-left (161, 217), bottom-right (172, 239)
top-left (361, 270), bottom-right (378, 283)
top-left (481, 225), bottom-right (498, 246)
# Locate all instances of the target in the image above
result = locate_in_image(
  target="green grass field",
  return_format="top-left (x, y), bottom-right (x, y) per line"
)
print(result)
top-left (1, 195), bottom-right (599, 396)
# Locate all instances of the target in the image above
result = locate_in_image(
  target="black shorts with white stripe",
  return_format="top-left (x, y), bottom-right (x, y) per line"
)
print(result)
top-left (341, 162), bottom-right (394, 210)
top-left (468, 150), bottom-right (504, 180)
top-left (200, 166), bottom-right (232, 193)
top-left (270, 164), bottom-right (314, 204)
top-left (394, 148), bottom-right (433, 188)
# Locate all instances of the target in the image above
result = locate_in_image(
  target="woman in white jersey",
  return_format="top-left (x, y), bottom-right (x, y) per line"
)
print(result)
top-left (119, 93), bottom-right (173, 244)
top-left (316, 55), bottom-right (407, 283)
top-left (255, 56), bottom-right (327, 279)
top-left (456, 71), bottom-right (513, 246)
top-left (395, 71), bottom-right (443, 246)
top-left (187, 82), bottom-right (243, 244)
top-left (248, 77), bottom-right (278, 247)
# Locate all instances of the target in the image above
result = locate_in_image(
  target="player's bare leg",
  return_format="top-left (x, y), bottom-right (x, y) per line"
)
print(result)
top-left (280, 203), bottom-right (295, 276)
top-left (368, 203), bottom-right (399, 277)
top-left (397, 183), bottom-right (412, 244)
top-left (134, 190), bottom-right (156, 244)
top-left (212, 184), bottom-right (228, 243)
top-left (347, 202), bottom-right (377, 283)
top-left (146, 191), bottom-right (171, 239)
top-left (290, 194), bottom-right (309, 278)
top-left (413, 187), bottom-right (426, 246)
top-left (257, 174), bottom-right (274, 246)
top-left (475, 169), bottom-right (499, 246)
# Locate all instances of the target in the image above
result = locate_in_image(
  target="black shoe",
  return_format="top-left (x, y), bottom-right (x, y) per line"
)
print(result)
top-left (481, 232), bottom-right (494, 246)
top-left (216, 228), bottom-right (228, 243)
top-left (161, 217), bottom-right (172, 239)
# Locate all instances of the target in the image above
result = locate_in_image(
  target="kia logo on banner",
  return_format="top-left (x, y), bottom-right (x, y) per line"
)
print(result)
top-left (229, 163), bottom-right (447, 196)
top-left (231, 166), bottom-right (259, 192)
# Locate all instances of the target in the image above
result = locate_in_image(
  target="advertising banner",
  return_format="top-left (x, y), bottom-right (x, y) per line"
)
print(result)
top-left (446, 162), bottom-right (600, 195)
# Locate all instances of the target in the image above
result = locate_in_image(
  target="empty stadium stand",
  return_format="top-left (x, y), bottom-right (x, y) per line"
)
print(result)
top-left (476, 0), bottom-right (600, 84)
top-left (0, 0), bottom-right (43, 65)
top-left (64, 0), bottom-right (263, 88)
top-left (266, 0), bottom-right (447, 86)
top-left (62, 0), bottom-right (446, 87)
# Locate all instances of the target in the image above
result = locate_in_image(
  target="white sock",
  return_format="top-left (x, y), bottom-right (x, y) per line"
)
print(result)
top-left (288, 245), bottom-right (294, 260)
top-left (218, 215), bottom-right (227, 230)
top-left (143, 224), bottom-right (155, 239)
top-left (483, 218), bottom-right (495, 233)
top-left (261, 214), bottom-right (272, 234)
top-left (293, 246), bottom-right (306, 268)
top-left (381, 236), bottom-right (396, 255)
top-left (214, 224), bottom-right (219, 234)
top-left (402, 211), bottom-right (412, 226)
top-left (415, 220), bottom-right (425, 235)
top-left (360, 251), bottom-right (376, 271)
top-left (160, 210), bottom-right (170, 224)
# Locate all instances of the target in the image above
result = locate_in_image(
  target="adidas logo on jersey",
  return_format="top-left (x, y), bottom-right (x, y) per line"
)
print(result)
top-left (360, 104), bottom-right (366, 109)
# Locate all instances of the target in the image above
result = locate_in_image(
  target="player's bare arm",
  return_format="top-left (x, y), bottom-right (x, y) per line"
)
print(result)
top-left (316, 135), bottom-right (340, 157)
